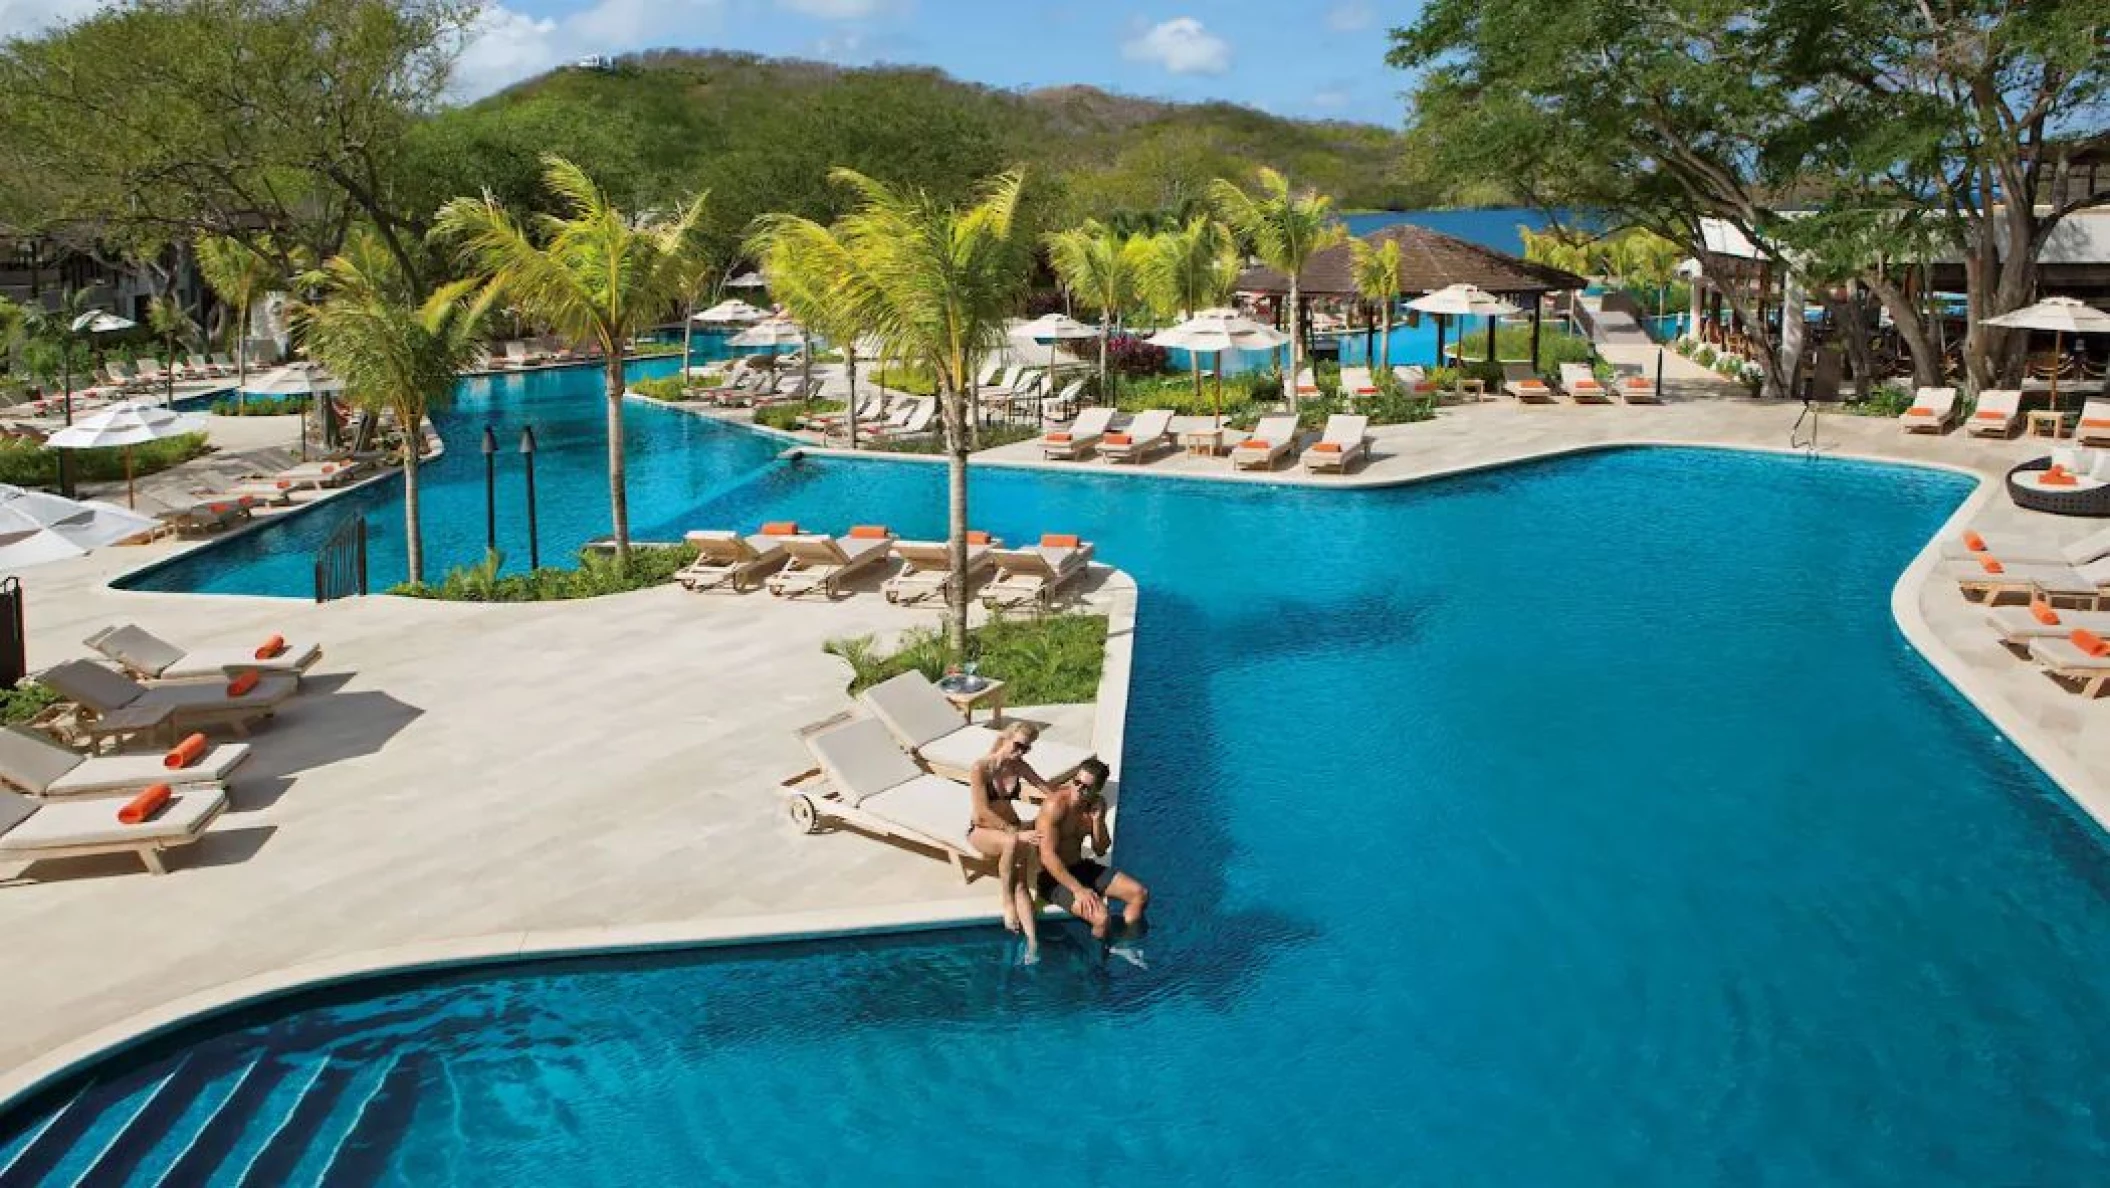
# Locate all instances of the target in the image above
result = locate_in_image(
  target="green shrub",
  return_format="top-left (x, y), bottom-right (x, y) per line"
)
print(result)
top-left (209, 394), bottom-right (308, 416)
top-left (0, 432), bottom-right (209, 486)
top-left (1845, 382), bottom-right (1916, 418)
top-left (391, 545), bottom-right (698, 602)
top-left (755, 399), bottom-right (842, 431)
top-left (631, 376), bottom-right (688, 401)
top-left (872, 422), bottom-right (1038, 454)
top-left (873, 364), bottom-right (937, 396)
top-left (825, 613), bottom-right (1108, 705)
top-left (1693, 346), bottom-right (1717, 367)
top-left (0, 680), bottom-right (59, 725)
top-left (1445, 324), bottom-right (1593, 374)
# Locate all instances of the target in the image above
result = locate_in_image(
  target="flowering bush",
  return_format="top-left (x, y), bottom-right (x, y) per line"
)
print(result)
top-left (1104, 333), bottom-right (1170, 377)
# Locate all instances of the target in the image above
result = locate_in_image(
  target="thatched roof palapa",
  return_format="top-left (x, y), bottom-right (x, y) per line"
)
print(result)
top-left (1236, 223), bottom-right (1587, 298)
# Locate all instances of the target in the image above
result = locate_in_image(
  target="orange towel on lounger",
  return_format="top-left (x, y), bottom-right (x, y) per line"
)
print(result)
top-left (1974, 409), bottom-right (2008, 420)
top-left (1905, 406), bottom-right (1932, 416)
top-left (1240, 438), bottom-right (1269, 449)
top-left (1102, 433), bottom-right (1132, 446)
top-left (2083, 418), bottom-right (2110, 429)
top-left (2041, 470), bottom-right (2078, 487)
top-left (1963, 531), bottom-right (1986, 552)
top-left (1041, 534), bottom-right (1080, 549)
top-left (163, 733), bottom-right (209, 769)
top-left (848, 525), bottom-right (890, 539)
top-left (1978, 556), bottom-right (2004, 574)
top-left (2074, 629), bottom-right (2110, 658)
top-left (255, 634), bottom-right (286, 659)
top-left (966, 530), bottom-right (991, 545)
top-left (118, 784), bottom-right (171, 825)
top-left (1045, 433), bottom-right (1073, 443)
top-left (226, 671), bottom-right (260, 698)
top-left (2031, 600), bottom-right (2061, 626)
top-left (1623, 378), bottom-right (1650, 388)
top-left (760, 521), bottom-right (800, 536)
top-left (275, 480), bottom-right (292, 489)
top-left (1312, 442), bottom-right (1343, 453)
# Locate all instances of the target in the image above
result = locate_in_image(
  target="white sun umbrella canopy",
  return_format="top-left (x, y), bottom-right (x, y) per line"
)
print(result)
top-left (45, 400), bottom-right (208, 508)
top-left (728, 318), bottom-right (806, 351)
top-left (724, 271), bottom-right (770, 290)
top-left (69, 310), bottom-right (136, 335)
top-left (246, 362), bottom-right (345, 396)
top-left (692, 299), bottom-right (768, 325)
top-left (0, 483), bottom-right (158, 569)
top-left (1407, 284), bottom-right (1521, 366)
top-left (1985, 297), bottom-right (2110, 411)
top-left (1147, 311), bottom-right (1291, 427)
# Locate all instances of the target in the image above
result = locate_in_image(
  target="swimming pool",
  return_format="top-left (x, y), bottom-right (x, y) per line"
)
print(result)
top-left (21, 442), bottom-right (2110, 1184)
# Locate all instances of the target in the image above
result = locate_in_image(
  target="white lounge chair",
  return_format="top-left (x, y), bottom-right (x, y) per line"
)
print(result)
top-left (1097, 410), bottom-right (1174, 464)
top-left (859, 671), bottom-right (1094, 784)
top-left (1983, 602), bottom-right (2110, 649)
top-left (1291, 367), bottom-right (1320, 400)
top-left (84, 625), bottom-right (321, 682)
top-left (1899, 387), bottom-right (1960, 433)
top-left (766, 529), bottom-right (895, 599)
top-left (860, 398), bottom-right (936, 443)
top-left (982, 536), bottom-right (1094, 611)
top-left (0, 725), bottom-right (247, 799)
top-left (782, 714), bottom-right (1024, 882)
top-left (1338, 367), bottom-right (1379, 396)
top-left (1230, 415), bottom-right (1300, 471)
top-left (1947, 555), bottom-right (2110, 609)
top-left (2078, 400), bottom-right (2110, 448)
top-left (1302, 414), bottom-right (1371, 474)
top-left (39, 659), bottom-right (298, 746)
top-left (1611, 364), bottom-right (1660, 403)
top-left (677, 530), bottom-right (788, 593)
top-left (0, 785), bottom-right (228, 877)
top-left (1504, 362), bottom-right (1555, 404)
top-left (1939, 525), bottom-right (2110, 569)
top-left (1392, 365), bottom-right (1446, 401)
top-left (1966, 389), bottom-right (2024, 438)
top-left (2026, 631), bottom-right (2110, 697)
top-left (883, 536), bottom-right (997, 605)
top-left (1040, 407), bottom-right (1116, 460)
top-left (1559, 363), bottom-right (1612, 404)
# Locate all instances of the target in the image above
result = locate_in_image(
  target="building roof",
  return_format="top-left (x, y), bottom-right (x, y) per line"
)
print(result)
top-left (1235, 222), bottom-right (1588, 298)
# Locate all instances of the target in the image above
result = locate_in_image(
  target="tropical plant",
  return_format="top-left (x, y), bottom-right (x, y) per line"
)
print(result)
top-left (1350, 237), bottom-right (1403, 381)
top-left (669, 239), bottom-right (714, 387)
top-left (433, 156), bottom-right (708, 564)
top-left (747, 217), bottom-right (872, 445)
top-left (1045, 220), bottom-right (1149, 403)
top-left (288, 231), bottom-right (495, 584)
top-left (1207, 168), bottom-right (1344, 404)
top-left (1137, 216), bottom-right (1237, 406)
top-left (146, 294), bottom-right (199, 404)
top-left (194, 234), bottom-right (283, 409)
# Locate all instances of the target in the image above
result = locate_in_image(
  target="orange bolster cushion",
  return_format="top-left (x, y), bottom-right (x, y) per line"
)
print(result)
top-left (227, 671), bottom-right (260, 698)
top-left (1356, 386), bottom-right (1378, 395)
top-left (1978, 556), bottom-right (2005, 574)
top-left (2082, 418), bottom-right (2110, 429)
top-left (320, 463), bottom-right (337, 474)
top-left (163, 733), bottom-right (209, 769)
top-left (1045, 432), bottom-right (1073, 443)
top-left (965, 530), bottom-right (991, 545)
top-left (1623, 378), bottom-right (1650, 388)
top-left (1296, 385), bottom-right (1319, 394)
top-left (1974, 409), bottom-right (2008, 420)
top-left (255, 634), bottom-right (287, 660)
top-left (1102, 433), bottom-right (1133, 446)
top-left (1906, 406), bottom-right (1933, 416)
top-left (275, 480), bottom-right (292, 490)
top-left (1962, 531), bottom-right (1986, 552)
top-left (118, 783), bottom-right (171, 825)
top-left (1240, 438), bottom-right (1269, 449)
top-left (848, 525), bottom-right (890, 539)
top-left (2041, 471), bottom-right (2078, 487)
top-left (2074, 628), bottom-right (2110, 659)
top-left (2030, 599), bottom-right (2061, 626)
top-left (1575, 380), bottom-right (1603, 389)
top-left (1041, 533), bottom-right (1080, 549)
top-left (760, 521), bottom-right (800, 536)
top-left (208, 502), bottom-right (230, 514)
top-left (1412, 382), bottom-right (1438, 393)
top-left (1519, 380), bottom-right (1548, 389)
top-left (1312, 442), bottom-right (1344, 452)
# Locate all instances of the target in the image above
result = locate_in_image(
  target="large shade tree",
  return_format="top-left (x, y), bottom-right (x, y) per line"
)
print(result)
top-left (434, 156), bottom-right (707, 564)
top-left (1045, 219), bottom-right (1149, 402)
top-left (289, 232), bottom-right (493, 584)
top-left (1207, 169), bottom-right (1344, 402)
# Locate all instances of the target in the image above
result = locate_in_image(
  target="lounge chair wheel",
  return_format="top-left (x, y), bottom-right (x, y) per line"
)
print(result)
top-left (786, 793), bottom-right (821, 834)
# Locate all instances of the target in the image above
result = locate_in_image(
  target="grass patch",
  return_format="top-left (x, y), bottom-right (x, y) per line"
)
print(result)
top-left (209, 394), bottom-right (308, 416)
top-left (868, 422), bottom-right (1038, 454)
top-left (631, 376), bottom-right (691, 402)
top-left (872, 364), bottom-right (937, 397)
top-left (0, 680), bottom-right (60, 726)
top-left (0, 433), bottom-right (210, 486)
top-left (754, 399), bottom-right (842, 431)
top-left (391, 545), bottom-right (697, 602)
top-left (826, 613), bottom-right (1108, 705)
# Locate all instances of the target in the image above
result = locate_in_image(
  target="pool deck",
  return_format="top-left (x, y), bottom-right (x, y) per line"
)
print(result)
top-left (2, 389), bottom-right (2106, 1105)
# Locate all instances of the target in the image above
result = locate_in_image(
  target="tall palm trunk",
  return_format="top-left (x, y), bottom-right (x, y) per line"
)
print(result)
top-left (1287, 279), bottom-right (1302, 405)
top-left (402, 447), bottom-right (424, 585)
top-left (234, 300), bottom-right (248, 413)
top-left (845, 352), bottom-right (860, 449)
top-left (1097, 312), bottom-right (1111, 405)
top-left (603, 349), bottom-right (631, 565)
top-left (944, 380), bottom-right (971, 655)
top-left (681, 312), bottom-right (694, 384)
top-left (1379, 307), bottom-right (1392, 379)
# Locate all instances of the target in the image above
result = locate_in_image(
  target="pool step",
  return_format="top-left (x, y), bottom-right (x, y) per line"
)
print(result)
top-left (231, 1059), bottom-right (357, 1188)
top-left (0, 1087), bottom-right (86, 1185)
top-left (147, 1056), bottom-right (275, 1188)
top-left (312, 1055), bottom-right (421, 1188)
top-left (10, 1065), bottom-right (178, 1188)
top-left (68, 1057), bottom-right (198, 1186)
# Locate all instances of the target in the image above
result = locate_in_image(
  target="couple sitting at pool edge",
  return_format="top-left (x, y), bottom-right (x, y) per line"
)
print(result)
top-left (967, 722), bottom-right (1148, 953)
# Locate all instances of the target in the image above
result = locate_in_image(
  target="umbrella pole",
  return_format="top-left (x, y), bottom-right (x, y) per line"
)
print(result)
top-left (125, 446), bottom-right (135, 509)
top-left (1214, 350), bottom-right (1223, 431)
top-left (2051, 329), bottom-right (2062, 423)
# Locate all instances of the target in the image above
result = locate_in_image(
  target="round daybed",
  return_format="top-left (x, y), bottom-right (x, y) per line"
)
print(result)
top-left (2008, 456), bottom-right (2110, 517)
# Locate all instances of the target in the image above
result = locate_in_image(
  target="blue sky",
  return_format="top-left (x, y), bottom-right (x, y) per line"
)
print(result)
top-left (455, 0), bottom-right (1417, 124)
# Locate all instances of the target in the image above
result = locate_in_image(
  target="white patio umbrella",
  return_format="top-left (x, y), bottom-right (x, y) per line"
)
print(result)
top-left (1148, 310), bottom-right (1290, 428)
top-left (0, 483), bottom-right (158, 569)
top-left (728, 318), bottom-right (806, 351)
top-left (724, 271), bottom-right (770, 290)
top-left (1015, 313), bottom-right (1100, 421)
top-left (1407, 284), bottom-right (1521, 367)
top-left (248, 363), bottom-right (345, 459)
top-left (692, 299), bottom-right (768, 325)
top-left (1984, 297), bottom-right (2110, 412)
top-left (69, 310), bottom-right (135, 335)
top-left (45, 399), bottom-right (208, 508)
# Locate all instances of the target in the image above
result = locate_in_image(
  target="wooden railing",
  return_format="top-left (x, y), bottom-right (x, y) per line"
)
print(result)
top-left (312, 516), bottom-right (368, 603)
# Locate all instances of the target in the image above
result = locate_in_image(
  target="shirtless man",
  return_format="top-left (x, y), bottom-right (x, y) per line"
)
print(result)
top-left (1035, 759), bottom-right (1148, 939)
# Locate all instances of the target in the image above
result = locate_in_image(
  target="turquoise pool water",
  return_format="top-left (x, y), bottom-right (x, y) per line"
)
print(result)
top-left (28, 420), bottom-right (2110, 1182)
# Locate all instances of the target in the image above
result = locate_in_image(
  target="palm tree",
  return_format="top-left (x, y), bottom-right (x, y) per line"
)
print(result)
top-left (1138, 216), bottom-right (1238, 407)
top-left (289, 232), bottom-right (494, 585)
top-left (801, 167), bottom-right (1031, 655)
top-left (434, 157), bottom-right (707, 564)
top-left (1207, 169), bottom-right (1344, 403)
top-left (146, 294), bottom-right (199, 405)
top-left (193, 235), bottom-right (281, 411)
top-left (747, 218), bottom-right (873, 447)
top-left (1045, 220), bottom-right (1148, 404)
top-left (1350, 237), bottom-right (1404, 384)
top-left (670, 237), bottom-right (714, 387)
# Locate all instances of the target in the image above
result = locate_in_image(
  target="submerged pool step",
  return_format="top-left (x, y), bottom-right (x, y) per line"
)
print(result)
top-left (0, 1087), bottom-right (86, 1185)
top-left (229, 1059), bottom-right (358, 1188)
top-left (67, 1057), bottom-right (202, 1187)
top-left (145, 1057), bottom-right (275, 1188)
top-left (303, 1054), bottom-right (418, 1188)
top-left (10, 1063), bottom-right (183, 1188)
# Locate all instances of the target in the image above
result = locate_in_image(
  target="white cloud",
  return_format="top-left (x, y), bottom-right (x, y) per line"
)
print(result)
top-left (1324, 2), bottom-right (1373, 32)
top-left (1121, 17), bottom-right (1231, 76)
top-left (451, 0), bottom-right (727, 99)
top-left (778, 0), bottom-right (886, 16)
top-left (1310, 89), bottom-right (1351, 110)
top-left (0, 0), bottom-right (106, 35)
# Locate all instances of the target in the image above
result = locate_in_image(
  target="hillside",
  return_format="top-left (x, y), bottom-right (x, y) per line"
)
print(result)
top-left (403, 50), bottom-right (1424, 260)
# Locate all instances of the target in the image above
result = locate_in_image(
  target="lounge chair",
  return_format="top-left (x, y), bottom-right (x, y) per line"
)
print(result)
top-left (1291, 367), bottom-right (1320, 400)
top-left (0, 785), bottom-right (228, 877)
top-left (1338, 367), bottom-right (1379, 397)
top-left (1392, 365), bottom-right (1446, 401)
top-left (1966, 389), bottom-right (2024, 438)
top-left (1947, 555), bottom-right (2110, 609)
top-left (1230, 415), bottom-right (1301, 471)
top-left (1559, 364), bottom-right (1612, 404)
top-left (0, 724), bottom-right (247, 799)
top-left (1612, 364), bottom-right (1660, 403)
top-left (860, 398), bottom-right (936, 443)
top-left (2078, 400), bottom-right (2110, 448)
top-left (883, 535), bottom-right (997, 605)
top-left (678, 530), bottom-right (789, 593)
top-left (163, 500), bottom-right (252, 536)
top-left (766, 528), bottom-right (895, 599)
top-left (2026, 631), bottom-right (2110, 697)
top-left (1940, 525), bottom-right (2110, 568)
top-left (1098, 409), bottom-right (1174, 464)
top-left (271, 459), bottom-right (366, 490)
top-left (781, 715), bottom-right (1021, 883)
top-left (859, 671), bottom-right (1094, 784)
top-left (982, 535), bottom-right (1094, 611)
top-left (1040, 407), bottom-right (1117, 460)
top-left (803, 395), bottom-right (884, 434)
top-left (1984, 602), bottom-right (2110, 650)
top-left (1504, 362), bottom-right (1556, 404)
top-left (1899, 387), bottom-right (1960, 433)
top-left (1302, 414), bottom-right (1371, 474)
top-left (211, 352), bottom-right (238, 374)
top-left (39, 659), bottom-right (298, 747)
top-left (132, 358), bottom-right (167, 386)
top-left (84, 625), bottom-right (321, 682)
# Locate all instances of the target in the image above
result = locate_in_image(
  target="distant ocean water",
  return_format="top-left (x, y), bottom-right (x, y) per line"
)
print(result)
top-left (1344, 208), bottom-right (1561, 255)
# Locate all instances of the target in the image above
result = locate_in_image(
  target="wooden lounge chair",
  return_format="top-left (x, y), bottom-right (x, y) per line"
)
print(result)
top-left (1338, 367), bottom-right (1379, 397)
top-left (1966, 389), bottom-right (2024, 438)
top-left (781, 714), bottom-right (1019, 883)
top-left (1040, 407), bottom-right (1116, 460)
top-left (2077, 400), bottom-right (2110, 448)
top-left (1983, 602), bottom-right (2110, 650)
top-left (1302, 414), bottom-right (1371, 474)
top-left (0, 785), bottom-right (228, 877)
top-left (1230, 415), bottom-right (1300, 471)
top-left (677, 530), bottom-right (788, 593)
top-left (766, 529), bottom-right (895, 599)
top-left (1899, 387), bottom-right (1960, 433)
top-left (1948, 555), bottom-right (2110, 609)
top-left (1504, 362), bottom-right (1556, 404)
top-left (39, 659), bottom-right (298, 748)
top-left (982, 535), bottom-right (1093, 611)
top-left (1612, 364), bottom-right (1660, 403)
top-left (1391, 365), bottom-right (1447, 402)
top-left (2027, 630), bottom-right (2110, 697)
top-left (1941, 524), bottom-right (2110, 568)
top-left (1560, 364), bottom-right (1612, 404)
top-left (1098, 409), bottom-right (1175, 464)
top-left (883, 536), bottom-right (997, 605)
top-left (83, 624), bottom-right (321, 682)
top-left (164, 500), bottom-right (253, 536)
top-left (859, 670), bottom-right (1093, 784)
top-left (802, 394), bottom-right (884, 434)
top-left (1291, 367), bottom-right (1320, 400)
top-left (0, 724), bottom-right (247, 800)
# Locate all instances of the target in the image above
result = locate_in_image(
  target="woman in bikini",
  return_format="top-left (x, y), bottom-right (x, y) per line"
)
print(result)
top-left (967, 721), bottom-right (1056, 956)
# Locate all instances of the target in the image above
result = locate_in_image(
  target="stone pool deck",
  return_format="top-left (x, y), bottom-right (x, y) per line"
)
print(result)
top-left (2, 390), bottom-right (2106, 1102)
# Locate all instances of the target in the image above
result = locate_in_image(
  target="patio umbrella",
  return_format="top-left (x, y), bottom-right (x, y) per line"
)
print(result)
top-left (1147, 310), bottom-right (1290, 429)
top-left (1984, 297), bottom-right (2110, 413)
top-left (724, 271), bottom-right (770, 290)
top-left (69, 310), bottom-right (135, 335)
top-left (1016, 313), bottom-right (1099, 422)
top-left (1407, 284), bottom-right (1521, 367)
top-left (248, 363), bottom-right (345, 459)
top-left (692, 300), bottom-right (767, 325)
top-left (728, 318), bottom-right (805, 351)
top-left (44, 399), bottom-right (207, 508)
top-left (0, 483), bottom-right (158, 569)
